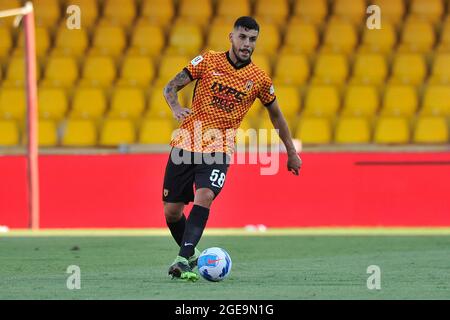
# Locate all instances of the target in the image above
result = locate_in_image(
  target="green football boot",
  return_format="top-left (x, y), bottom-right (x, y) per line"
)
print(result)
top-left (188, 248), bottom-right (201, 269)
top-left (168, 256), bottom-right (199, 282)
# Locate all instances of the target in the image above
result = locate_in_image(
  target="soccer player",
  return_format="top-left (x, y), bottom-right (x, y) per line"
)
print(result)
top-left (162, 16), bottom-right (302, 281)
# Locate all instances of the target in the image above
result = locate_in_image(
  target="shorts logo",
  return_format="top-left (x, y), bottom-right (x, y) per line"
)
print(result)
top-left (191, 55), bottom-right (204, 67)
top-left (245, 80), bottom-right (254, 92)
top-left (163, 189), bottom-right (169, 197)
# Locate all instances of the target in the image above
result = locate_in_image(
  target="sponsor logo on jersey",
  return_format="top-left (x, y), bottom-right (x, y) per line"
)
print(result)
top-left (270, 84), bottom-right (275, 95)
top-left (191, 55), bottom-right (204, 66)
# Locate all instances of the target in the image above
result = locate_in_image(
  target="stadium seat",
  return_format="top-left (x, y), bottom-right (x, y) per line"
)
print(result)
top-left (295, 117), bottom-right (332, 144)
top-left (70, 88), bottom-right (107, 120)
top-left (333, 0), bottom-right (366, 24)
top-left (156, 55), bottom-right (189, 86)
top-left (312, 53), bottom-right (348, 85)
top-left (0, 88), bottom-right (26, 121)
top-left (359, 22), bottom-right (396, 54)
top-left (410, 0), bottom-right (443, 23)
top-left (374, 117), bottom-right (410, 144)
top-left (139, 119), bottom-right (174, 144)
top-left (421, 85), bottom-right (450, 116)
top-left (0, 120), bottom-right (19, 146)
top-left (141, 0), bottom-right (174, 27)
top-left (207, 23), bottom-right (233, 52)
top-left (80, 56), bottom-right (117, 88)
top-left (390, 54), bottom-right (427, 86)
top-left (146, 87), bottom-right (172, 118)
top-left (167, 24), bottom-right (203, 56)
top-left (4, 56), bottom-right (41, 87)
top-left (217, 0), bottom-right (250, 19)
top-left (102, 0), bottom-right (136, 27)
top-left (178, 0), bottom-right (212, 27)
top-left (398, 19), bottom-right (435, 53)
top-left (61, 119), bottom-right (97, 147)
top-left (42, 56), bottom-right (79, 88)
top-left (429, 53), bottom-right (450, 84)
top-left (381, 85), bottom-right (418, 117)
top-left (334, 117), bottom-right (371, 144)
top-left (303, 85), bottom-right (340, 117)
top-left (413, 116), bottom-right (449, 143)
top-left (283, 21), bottom-right (318, 54)
top-left (0, 27), bottom-right (12, 59)
top-left (273, 54), bottom-right (309, 86)
top-left (272, 86), bottom-right (301, 117)
top-left (100, 119), bottom-right (136, 146)
top-left (17, 27), bottom-right (50, 58)
top-left (342, 85), bottom-right (379, 117)
top-left (91, 25), bottom-right (126, 59)
top-left (255, 0), bottom-right (289, 25)
top-left (250, 54), bottom-right (272, 76)
top-left (38, 88), bottom-right (68, 121)
top-left (292, 0), bottom-right (328, 26)
top-left (370, 0), bottom-right (405, 26)
top-left (34, 0), bottom-right (60, 28)
top-left (129, 24), bottom-right (165, 58)
top-left (108, 88), bottom-right (145, 119)
top-left (118, 56), bottom-right (155, 88)
top-left (65, 0), bottom-right (99, 30)
top-left (322, 19), bottom-right (357, 54)
top-left (38, 120), bottom-right (58, 146)
top-left (350, 53), bottom-right (387, 85)
top-left (254, 23), bottom-right (280, 56)
top-left (53, 26), bottom-right (89, 58)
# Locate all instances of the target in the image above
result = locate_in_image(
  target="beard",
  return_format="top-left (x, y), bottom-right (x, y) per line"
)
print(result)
top-left (232, 45), bottom-right (252, 63)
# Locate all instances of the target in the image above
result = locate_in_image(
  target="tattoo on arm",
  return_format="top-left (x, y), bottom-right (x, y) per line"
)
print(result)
top-left (163, 70), bottom-right (191, 110)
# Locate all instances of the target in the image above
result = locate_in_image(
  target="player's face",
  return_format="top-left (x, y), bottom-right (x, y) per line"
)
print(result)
top-left (230, 27), bottom-right (258, 62)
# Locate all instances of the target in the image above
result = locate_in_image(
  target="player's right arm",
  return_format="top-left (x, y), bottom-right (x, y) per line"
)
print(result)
top-left (163, 69), bottom-right (193, 121)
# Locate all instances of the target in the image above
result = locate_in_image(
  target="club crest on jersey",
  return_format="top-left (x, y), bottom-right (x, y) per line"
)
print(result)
top-left (191, 55), bottom-right (204, 67)
top-left (245, 80), bottom-right (254, 92)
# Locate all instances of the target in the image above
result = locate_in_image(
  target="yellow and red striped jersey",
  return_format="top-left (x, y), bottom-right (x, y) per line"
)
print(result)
top-left (170, 50), bottom-right (276, 154)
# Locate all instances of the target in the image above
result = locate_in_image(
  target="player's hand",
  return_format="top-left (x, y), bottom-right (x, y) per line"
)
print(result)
top-left (287, 152), bottom-right (302, 176)
top-left (172, 106), bottom-right (192, 121)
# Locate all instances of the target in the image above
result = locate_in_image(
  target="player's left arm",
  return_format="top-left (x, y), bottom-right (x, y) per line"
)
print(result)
top-left (266, 99), bottom-right (302, 175)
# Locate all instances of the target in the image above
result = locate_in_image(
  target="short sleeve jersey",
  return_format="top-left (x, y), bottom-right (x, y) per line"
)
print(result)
top-left (170, 51), bottom-right (276, 154)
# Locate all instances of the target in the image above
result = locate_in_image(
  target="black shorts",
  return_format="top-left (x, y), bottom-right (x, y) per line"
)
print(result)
top-left (162, 147), bottom-right (231, 204)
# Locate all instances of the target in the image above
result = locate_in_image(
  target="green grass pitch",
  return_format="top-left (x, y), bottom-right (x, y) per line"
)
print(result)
top-left (1, 231), bottom-right (449, 299)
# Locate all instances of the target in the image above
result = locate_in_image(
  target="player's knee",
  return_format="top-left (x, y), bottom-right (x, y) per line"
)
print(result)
top-left (194, 188), bottom-right (215, 208)
top-left (163, 203), bottom-right (183, 222)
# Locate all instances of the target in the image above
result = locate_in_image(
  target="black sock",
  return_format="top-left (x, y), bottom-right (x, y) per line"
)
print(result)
top-left (179, 205), bottom-right (210, 259)
top-left (166, 214), bottom-right (186, 247)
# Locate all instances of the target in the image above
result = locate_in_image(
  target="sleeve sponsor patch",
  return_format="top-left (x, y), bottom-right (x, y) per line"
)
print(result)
top-left (269, 85), bottom-right (275, 95)
top-left (191, 55), bottom-right (204, 67)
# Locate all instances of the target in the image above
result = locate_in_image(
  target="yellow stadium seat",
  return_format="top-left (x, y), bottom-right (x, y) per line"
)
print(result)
top-left (429, 53), bottom-right (450, 84)
top-left (273, 86), bottom-right (301, 117)
top-left (359, 22), bottom-right (397, 54)
top-left (335, 117), bottom-right (371, 144)
top-left (118, 56), bottom-right (154, 88)
top-left (421, 85), bottom-right (450, 116)
top-left (342, 85), bottom-right (379, 117)
top-left (34, 0), bottom-right (60, 27)
top-left (70, 88), bottom-right (107, 120)
top-left (0, 1), bottom-right (22, 30)
top-left (100, 119), bottom-right (136, 146)
top-left (295, 117), bottom-right (332, 144)
top-left (217, 0), bottom-right (250, 19)
top-left (381, 85), bottom-right (418, 117)
top-left (108, 88), bottom-right (145, 119)
top-left (273, 54), bottom-right (309, 86)
top-left (410, 0), bottom-right (443, 23)
top-left (61, 119), bottom-right (97, 146)
top-left (322, 19), bottom-right (357, 54)
top-left (390, 54), bottom-right (426, 85)
top-left (256, 24), bottom-right (280, 55)
top-left (129, 24), bottom-right (165, 57)
top-left (102, 0), bottom-right (136, 27)
top-left (293, 0), bottom-right (328, 25)
top-left (283, 21), bottom-right (318, 54)
top-left (167, 24), bottom-right (203, 56)
top-left (0, 28), bottom-right (12, 59)
top-left (80, 56), bottom-right (117, 88)
top-left (38, 120), bottom-right (58, 146)
top-left (146, 87), bottom-right (172, 118)
top-left (351, 53), bottom-right (387, 85)
top-left (141, 0), bottom-right (174, 27)
top-left (42, 56), bottom-right (78, 88)
top-left (207, 23), bottom-right (232, 52)
top-left (139, 119), bottom-right (174, 144)
top-left (0, 120), bottom-right (19, 146)
top-left (178, 0), bottom-right (212, 27)
top-left (255, 0), bottom-right (289, 25)
top-left (91, 25), bottom-right (126, 58)
top-left (65, 0), bottom-right (99, 29)
top-left (182, 82), bottom-right (196, 108)
top-left (370, 0), bottom-right (405, 26)
top-left (413, 116), bottom-right (449, 143)
top-left (17, 27), bottom-right (50, 58)
top-left (312, 53), bottom-right (348, 85)
top-left (374, 117), bottom-right (410, 144)
top-left (38, 88), bottom-right (68, 121)
top-left (156, 55), bottom-right (189, 86)
top-left (398, 19), bottom-right (435, 53)
top-left (53, 26), bottom-right (88, 57)
top-left (4, 56), bottom-right (41, 87)
top-left (303, 85), bottom-right (340, 117)
top-left (333, 0), bottom-right (366, 23)
top-left (0, 88), bottom-right (26, 121)
top-left (251, 54), bottom-right (272, 76)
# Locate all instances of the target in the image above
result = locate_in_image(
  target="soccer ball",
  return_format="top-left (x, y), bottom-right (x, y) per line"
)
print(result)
top-left (197, 247), bottom-right (232, 282)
